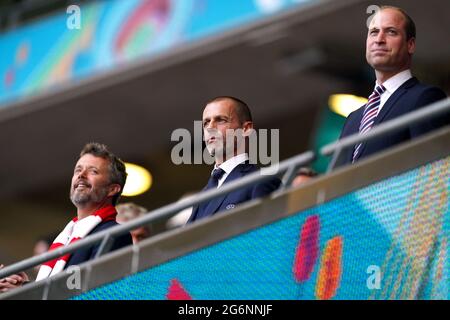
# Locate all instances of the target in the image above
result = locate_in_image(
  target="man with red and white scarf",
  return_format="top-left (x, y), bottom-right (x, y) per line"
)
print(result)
top-left (0, 142), bottom-right (132, 292)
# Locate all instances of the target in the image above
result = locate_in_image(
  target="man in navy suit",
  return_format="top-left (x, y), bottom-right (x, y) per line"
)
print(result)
top-left (0, 143), bottom-right (132, 292)
top-left (338, 6), bottom-right (448, 166)
top-left (187, 96), bottom-right (281, 223)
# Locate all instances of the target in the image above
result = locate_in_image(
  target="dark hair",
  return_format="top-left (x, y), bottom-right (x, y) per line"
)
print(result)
top-left (380, 6), bottom-right (416, 40)
top-left (79, 142), bottom-right (127, 205)
top-left (207, 96), bottom-right (253, 124)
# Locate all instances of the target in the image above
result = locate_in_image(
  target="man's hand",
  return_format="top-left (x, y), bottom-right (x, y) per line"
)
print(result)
top-left (0, 264), bottom-right (29, 293)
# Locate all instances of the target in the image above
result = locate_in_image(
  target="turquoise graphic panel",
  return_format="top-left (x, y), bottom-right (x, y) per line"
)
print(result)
top-left (74, 156), bottom-right (449, 300)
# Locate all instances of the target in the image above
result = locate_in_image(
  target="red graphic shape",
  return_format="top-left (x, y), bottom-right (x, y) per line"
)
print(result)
top-left (166, 279), bottom-right (192, 300)
top-left (115, 0), bottom-right (170, 53)
top-left (293, 215), bottom-right (320, 282)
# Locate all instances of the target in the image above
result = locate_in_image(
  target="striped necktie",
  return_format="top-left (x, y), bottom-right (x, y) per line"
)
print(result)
top-left (352, 84), bottom-right (386, 163)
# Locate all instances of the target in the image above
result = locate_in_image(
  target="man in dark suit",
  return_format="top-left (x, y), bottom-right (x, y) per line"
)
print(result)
top-left (338, 6), bottom-right (448, 166)
top-left (0, 143), bottom-right (132, 292)
top-left (187, 96), bottom-right (281, 223)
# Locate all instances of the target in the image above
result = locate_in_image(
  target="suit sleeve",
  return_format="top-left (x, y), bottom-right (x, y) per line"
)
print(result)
top-left (251, 177), bottom-right (281, 199)
top-left (89, 223), bottom-right (133, 260)
top-left (410, 87), bottom-right (448, 137)
top-left (339, 110), bottom-right (358, 139)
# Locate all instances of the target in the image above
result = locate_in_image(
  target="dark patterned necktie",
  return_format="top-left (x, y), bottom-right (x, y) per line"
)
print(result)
top-left (193, 168), bottom-right (226, 221)
top-left (352, 84), bottom-right (386, 163)
top-left (205, 168), bottom-right (226, 190)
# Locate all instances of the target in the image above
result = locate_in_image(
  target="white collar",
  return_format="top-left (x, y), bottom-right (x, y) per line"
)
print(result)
top-left (378, 69), bottom-right (412, 94)
top-left (215, 153), bottom-right (249, 175)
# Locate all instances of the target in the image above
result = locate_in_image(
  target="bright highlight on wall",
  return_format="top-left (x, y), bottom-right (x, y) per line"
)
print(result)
top-left (328, 94), bottom-right (368, 118)
top-left (122, 163), bottom-right (152, 196)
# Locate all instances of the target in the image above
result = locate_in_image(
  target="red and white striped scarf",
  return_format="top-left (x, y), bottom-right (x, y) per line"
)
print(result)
top-left (36, 205), bottom-right (117, 281)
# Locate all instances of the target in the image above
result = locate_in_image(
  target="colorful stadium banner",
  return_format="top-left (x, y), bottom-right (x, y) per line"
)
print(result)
top-left (74, 156), bottom-right (449, 300)
top-left (0, 0), bottom-right (312, 106)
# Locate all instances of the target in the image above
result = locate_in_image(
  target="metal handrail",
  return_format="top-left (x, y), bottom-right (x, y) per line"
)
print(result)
top-left (2, 99), bottom-right (447, 281)
top-left (0, 151), bottom-right (315, 280)
top-left (321, 97), bottom-right (450, 171)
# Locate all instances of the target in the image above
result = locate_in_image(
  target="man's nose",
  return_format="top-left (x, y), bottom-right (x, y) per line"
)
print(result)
top-left (77, 168), bottom-right (87, 179)
top-left (205, 121), bottom-right (220, 133)
top-left (206, 120), bottom-right (216, 129)
top-left (375, 31), bottom-right (386, 43)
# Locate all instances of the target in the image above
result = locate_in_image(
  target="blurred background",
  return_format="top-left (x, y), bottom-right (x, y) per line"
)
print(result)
top-left (0, 0), bottom-right (449, 264)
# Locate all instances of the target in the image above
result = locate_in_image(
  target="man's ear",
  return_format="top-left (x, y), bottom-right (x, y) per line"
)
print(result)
top-left (407, 37), bottom-right (416, 55)
top-left (107, 184), bottom-right (121, 198)
top-left (242, 121), bottom-right (254, 136)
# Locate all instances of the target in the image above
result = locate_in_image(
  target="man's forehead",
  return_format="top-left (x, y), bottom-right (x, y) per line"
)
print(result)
top-left (369, 9), bottom-right (406, 29)
top-left (203, 100), bottom-right (235, 119)
top-left (75, 154), bottom-right (108, 167)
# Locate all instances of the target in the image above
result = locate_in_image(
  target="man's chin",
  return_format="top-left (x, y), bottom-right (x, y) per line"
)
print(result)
top-left (70, 193), bottom-right (90, 206)
top-left (368, 57), bottom-right (394, 70)
top-left (207, 145), bottom-right (223, 157)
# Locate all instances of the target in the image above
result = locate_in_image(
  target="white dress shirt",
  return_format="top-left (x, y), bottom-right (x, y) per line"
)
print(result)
top-left (377, 69), bottom-right (413, 111)
top-left (213, 153), bottom-right (249, 188)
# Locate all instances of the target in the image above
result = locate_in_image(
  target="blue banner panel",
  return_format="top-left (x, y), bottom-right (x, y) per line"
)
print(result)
top-left (0, 0), bottom-right (312, 106)
top-left (74, 156), bottom-right (449, 300)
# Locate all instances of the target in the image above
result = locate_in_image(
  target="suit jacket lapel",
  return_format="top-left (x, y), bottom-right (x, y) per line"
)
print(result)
top-left (346, 110), bottom-right (365, 163)
top-left (203, 163), bottom-right (251, 216)
top-left (373, 77), bottom-right (417, 126)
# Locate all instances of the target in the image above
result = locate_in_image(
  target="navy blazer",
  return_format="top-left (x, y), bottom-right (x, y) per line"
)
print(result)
top-left (337, 77), bottom-right (448, 166)
top-left (65, 220), bottom-right (132, 268)
top-left (188, 163), bottom-right (281, 223)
